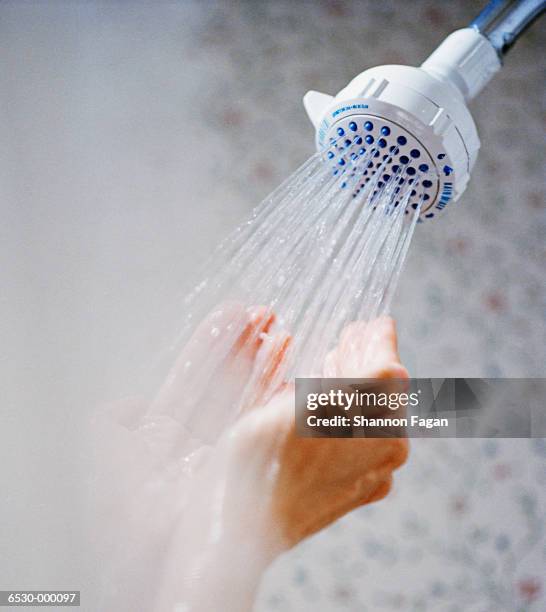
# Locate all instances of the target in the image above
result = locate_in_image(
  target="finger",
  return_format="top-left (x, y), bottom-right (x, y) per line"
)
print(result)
top-left (274, 380), bottom-right (295, 397)
top-left (364, 475), bottom-right (393, 504)
top-left (244, 332), bottom-right (292, 410)
top-left (341, 316), bottom-right (398, 362)
top-left (331, 316), bottom-right (407, 379)
top-left (260, 333), bottom-right (292, 389)
top-left (150, 302), bottom-right (254, 417)
top-left (230, 306), bottom-right (276, 358)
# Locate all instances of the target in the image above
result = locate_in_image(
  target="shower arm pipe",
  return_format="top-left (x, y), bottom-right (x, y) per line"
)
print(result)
top-left (470, 0), bottom-right (546, 58)
top-left (420, 0), bottom-right (545, 101)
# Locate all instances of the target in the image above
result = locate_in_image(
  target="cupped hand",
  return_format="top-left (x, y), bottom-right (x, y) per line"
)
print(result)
top-left (224, 315), bottom-right (409, 549)
top-left (93, 309), bottom-right (409, 612)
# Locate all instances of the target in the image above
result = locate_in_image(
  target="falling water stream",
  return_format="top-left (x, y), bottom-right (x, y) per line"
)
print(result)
top-left (150, 136), bottom-right (426, 443)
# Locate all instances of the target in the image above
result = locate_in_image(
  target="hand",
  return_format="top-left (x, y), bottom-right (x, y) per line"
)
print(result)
top-left (222, 316), bottom-right (409, 549)
top-left (153, 315), bottom-right (409, 611)
top-left (92, 310), bottom-right (409, 612)
top-left (150, 302), bottom-right (291, 443)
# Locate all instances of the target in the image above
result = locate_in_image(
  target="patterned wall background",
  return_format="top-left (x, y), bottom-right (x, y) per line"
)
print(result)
top-left (2, 1), bottom-right (544, 610)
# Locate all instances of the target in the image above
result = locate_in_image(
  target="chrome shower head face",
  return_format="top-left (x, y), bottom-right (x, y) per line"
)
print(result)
top-left (304, 29), bottom-right (501, 221)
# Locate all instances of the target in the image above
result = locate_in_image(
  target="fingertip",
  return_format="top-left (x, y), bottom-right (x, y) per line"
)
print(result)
top-left (260, 332), bottom-right (292, 385)
top-left (235, 306), bottom-right (276, 352)
top-left (363, 361), bottom-right (409, 383)
top-left (261, 311), bottom-right (276, 335)
top-left (367, 476), bottom-right (393, 503)
top-left (389, 438), bottom-right (410, 469)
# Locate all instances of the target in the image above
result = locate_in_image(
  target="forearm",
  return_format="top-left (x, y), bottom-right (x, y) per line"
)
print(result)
top-left (152, 435), bottom-right (285, 612)
top-left (153, 537), bottom-right (268, 611)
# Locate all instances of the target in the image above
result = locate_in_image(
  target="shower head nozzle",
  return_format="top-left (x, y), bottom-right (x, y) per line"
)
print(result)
top-left (304, 28), bottom-right (501, 220)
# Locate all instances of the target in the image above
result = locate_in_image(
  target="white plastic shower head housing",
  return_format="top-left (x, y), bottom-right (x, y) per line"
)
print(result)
top-left (304, 28), bottom-right (500, 220)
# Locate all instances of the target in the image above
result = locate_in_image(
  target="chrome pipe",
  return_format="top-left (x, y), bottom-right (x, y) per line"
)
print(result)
top-left (471, 0), bottom-right (546, 57)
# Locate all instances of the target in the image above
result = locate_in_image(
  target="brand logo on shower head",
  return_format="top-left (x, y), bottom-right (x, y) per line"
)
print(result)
top-left (332, 104), bottom-right (369, 118)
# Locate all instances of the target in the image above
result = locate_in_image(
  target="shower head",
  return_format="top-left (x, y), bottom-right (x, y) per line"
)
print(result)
top-left (304, 0), bottom-right (545, 220)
